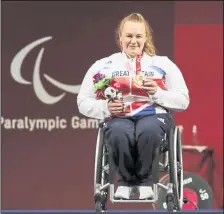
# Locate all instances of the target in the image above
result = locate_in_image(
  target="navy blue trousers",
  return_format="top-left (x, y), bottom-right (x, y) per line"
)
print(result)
top-left (104, 113), bottom-right (172, 186)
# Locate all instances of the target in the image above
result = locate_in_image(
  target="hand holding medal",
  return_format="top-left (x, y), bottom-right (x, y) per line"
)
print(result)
top-left (133, 54), bottom-right (157, 95)
top-left (140, 78), bottom-right (158, 95)
top-left (134, 73), bottom-right (158, 95)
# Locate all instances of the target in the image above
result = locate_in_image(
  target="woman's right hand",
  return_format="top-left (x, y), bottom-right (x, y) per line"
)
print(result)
top-left (108, 100), bottom-right (124, 115)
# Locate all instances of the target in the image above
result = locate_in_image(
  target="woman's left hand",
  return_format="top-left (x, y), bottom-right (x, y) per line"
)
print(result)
top-left (140, 78), bottom-right (158, 95)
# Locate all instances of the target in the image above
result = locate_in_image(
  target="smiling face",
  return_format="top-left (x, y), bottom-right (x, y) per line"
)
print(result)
top-left (119, 21), bottom-right (146, 58)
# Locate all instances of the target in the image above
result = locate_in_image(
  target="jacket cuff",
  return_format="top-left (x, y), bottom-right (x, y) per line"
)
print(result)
top-left (151, 87), bottom-right (164, 100)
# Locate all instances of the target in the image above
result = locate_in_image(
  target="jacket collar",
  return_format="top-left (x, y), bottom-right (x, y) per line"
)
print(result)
top-left (121, 51), bottom-right (145, 60)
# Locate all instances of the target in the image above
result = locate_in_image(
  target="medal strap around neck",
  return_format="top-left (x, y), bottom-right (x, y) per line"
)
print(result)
top-left (136, 53), bottom-right (143, 75)
top-left (124, 52), bottom-right (143, 74)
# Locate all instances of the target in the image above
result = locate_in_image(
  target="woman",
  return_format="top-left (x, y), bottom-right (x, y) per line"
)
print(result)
top-left (77, 13), bottom-right (189, 200)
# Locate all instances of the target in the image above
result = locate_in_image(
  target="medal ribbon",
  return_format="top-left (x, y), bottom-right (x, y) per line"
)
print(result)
top-left (135, 53), bottom-right (143, 75)
top-left (125, 53), bottom-right (143, 75)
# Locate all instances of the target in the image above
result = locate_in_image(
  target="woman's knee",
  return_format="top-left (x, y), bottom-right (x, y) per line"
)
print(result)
top-left (137, 126), bottom-right (162, 144)
top-left (106, 125), bottom-right (127, 137)
top-left (105, 125), bottom-right (134, 146)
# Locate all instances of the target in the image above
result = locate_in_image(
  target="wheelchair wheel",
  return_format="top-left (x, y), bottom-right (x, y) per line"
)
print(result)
top-left (167, 126), bottom-right (183, 211)
top-left (94, 128), bottom-right (109, 212)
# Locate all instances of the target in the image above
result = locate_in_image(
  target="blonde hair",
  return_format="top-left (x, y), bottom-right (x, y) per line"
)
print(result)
top-left (116, 13), bottom-right (157, 56)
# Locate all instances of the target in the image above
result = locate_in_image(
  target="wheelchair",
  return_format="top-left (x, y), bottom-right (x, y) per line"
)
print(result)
top-left (94, 118), bottom-right (183, 212)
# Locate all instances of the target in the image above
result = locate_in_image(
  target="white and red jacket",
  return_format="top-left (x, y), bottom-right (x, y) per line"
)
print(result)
top-left (77, 52), bottom-right (189, 120)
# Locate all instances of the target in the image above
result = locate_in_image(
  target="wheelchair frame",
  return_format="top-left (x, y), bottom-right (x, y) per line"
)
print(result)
top-left (94, 120), bottom-right (183, 212)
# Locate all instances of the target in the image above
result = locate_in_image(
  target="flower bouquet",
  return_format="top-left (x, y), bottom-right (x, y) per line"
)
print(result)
top-left (93, 72), bottom-right (123, 101)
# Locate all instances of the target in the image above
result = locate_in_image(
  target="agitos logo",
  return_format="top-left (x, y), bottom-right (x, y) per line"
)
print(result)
top-left (10, 36), bottom-right (81, 104)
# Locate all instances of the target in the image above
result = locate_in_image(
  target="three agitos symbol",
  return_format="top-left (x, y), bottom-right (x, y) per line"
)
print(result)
top-left (10, 36), bottom-right (81, 104)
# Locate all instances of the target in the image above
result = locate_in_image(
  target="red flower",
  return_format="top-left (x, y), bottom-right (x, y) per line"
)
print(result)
top-left (96, 90), bottom-right (105, 99)
top-left (109, 79), bottom-right (120, 90)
